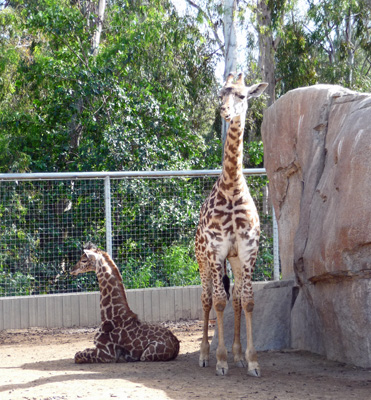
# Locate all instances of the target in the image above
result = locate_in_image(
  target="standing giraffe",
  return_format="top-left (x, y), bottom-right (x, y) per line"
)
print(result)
top-left (195, 73), bottom-right (267, 376)
top-left (70, 244), bottom-right (180, 363)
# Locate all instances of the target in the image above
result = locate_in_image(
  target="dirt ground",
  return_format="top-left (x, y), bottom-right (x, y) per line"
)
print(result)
top-left (0, 320), bottom-right (370, 400)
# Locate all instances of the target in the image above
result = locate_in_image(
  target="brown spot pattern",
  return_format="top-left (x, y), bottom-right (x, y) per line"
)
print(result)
top-left (72, 248), bottom-right (180, 363)
top-left (195, 74), bottom-right (264, 374)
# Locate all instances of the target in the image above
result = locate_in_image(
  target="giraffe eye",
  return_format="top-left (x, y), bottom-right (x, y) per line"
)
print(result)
top-left (238, 95), bottom-right (246, 100)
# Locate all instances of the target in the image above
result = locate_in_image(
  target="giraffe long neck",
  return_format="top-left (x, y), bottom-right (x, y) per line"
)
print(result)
top-left (220, 114), bottom-right (246, 193)
top-left (95, 253), bottom-right (135, 322)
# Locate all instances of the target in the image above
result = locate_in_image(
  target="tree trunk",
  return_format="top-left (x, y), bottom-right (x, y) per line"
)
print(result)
top-left (91, 0), bottom-right (106, 56)
top-left (257, 0), bottom-right (276, 107)
top-left (69, 0), bottom-right (106, 152)
top-left (345, 7), bottom-right (354, 86)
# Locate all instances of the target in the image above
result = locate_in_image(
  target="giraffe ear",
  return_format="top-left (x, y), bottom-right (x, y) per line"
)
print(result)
top-left (225, 73), bottom-right (234, 84)
top-left (236, 73), bottom-right (244, 85)
top-left (247, 82), bottom-right (268, 99)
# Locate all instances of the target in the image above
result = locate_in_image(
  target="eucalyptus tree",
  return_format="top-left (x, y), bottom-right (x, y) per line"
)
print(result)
top-left (305, 0), bottom-right (371, 90)
top-left (185, 0), bottom-right (239, 153)
top-left (275, 0), bottom-right (371, 94)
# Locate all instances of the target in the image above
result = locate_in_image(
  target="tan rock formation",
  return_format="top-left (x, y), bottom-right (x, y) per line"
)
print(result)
top-left (262, 85), bottom-right (371, 368)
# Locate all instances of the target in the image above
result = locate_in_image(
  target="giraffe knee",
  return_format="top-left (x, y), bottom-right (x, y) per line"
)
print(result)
top-left (242, 300), bottom-right (254, 313)
top-left (213, 296), bottom-right (227, 312)
top-left (201, 293), bottom-right (212, 311)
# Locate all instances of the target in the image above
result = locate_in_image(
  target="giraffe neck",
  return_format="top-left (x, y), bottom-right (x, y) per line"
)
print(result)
top-left (220, 114), bottom-right (246, 193)
top-left (95, 253), bottom-right (135, 322)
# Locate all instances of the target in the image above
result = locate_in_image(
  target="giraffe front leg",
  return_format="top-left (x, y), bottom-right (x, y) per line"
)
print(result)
top-left (238, 242), bottom-right (261, 377)
top-left (232, 293), bottom-right (246, 368)
top-left (75, 331), bottom-right (117, 364)
top-left (241, 270), bottom-right (260, 376)
top-left (243, 301), bottom-right (260, 377)
top-left (212, 264), bottom-right (229, 376)
top-left (75, 348), bottom-right (97, 363)
top-left (74, 345), bottom-right (117, 363)
top-left (214, 302), bottom-right (228, 375)
top-left (74, 346), bottom-right (115, 363)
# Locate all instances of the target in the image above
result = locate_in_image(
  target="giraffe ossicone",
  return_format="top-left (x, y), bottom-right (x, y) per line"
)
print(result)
top-left (70, 243), bottom-right (180, 363)
top-left (195, 73), bottom-right (267, 376)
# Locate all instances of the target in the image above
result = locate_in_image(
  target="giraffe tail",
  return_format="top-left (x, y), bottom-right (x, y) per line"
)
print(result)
top-left (222, 260), bottom-right (230, 300)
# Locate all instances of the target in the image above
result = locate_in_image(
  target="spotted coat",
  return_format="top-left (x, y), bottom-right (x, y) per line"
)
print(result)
top-left (70, 245), bottom-right (180, 363)
top-left (195, 73), bottom-right (268, 376)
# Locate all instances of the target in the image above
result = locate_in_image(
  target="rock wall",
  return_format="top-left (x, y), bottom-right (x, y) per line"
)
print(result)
top-left (261, 85), bottom-right (371, 367)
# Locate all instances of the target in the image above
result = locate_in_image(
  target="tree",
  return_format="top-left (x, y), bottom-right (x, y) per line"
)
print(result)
top-left (249, 0), bottom-right (290, 106)
top-left (91, 0), bottom-right (106, 57)
top-left (185, 0), bottom-right (239, 155)
top-left (306, 0), bottom-right (371, 90)
top-left (0, 0), bottom-right (219, 172)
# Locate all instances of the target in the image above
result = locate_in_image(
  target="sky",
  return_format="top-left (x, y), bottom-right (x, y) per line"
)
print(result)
top-left (170, 0), bottom-right (312, 83)
top-left (171, 0), bottom-right (187, 16)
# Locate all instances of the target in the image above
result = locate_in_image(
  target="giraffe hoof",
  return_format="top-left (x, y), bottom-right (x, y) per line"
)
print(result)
top-left (247, 368), bottom-right (261, 378)
top-left (216, 363), bottom-right (229, 376)
top-left (216, 366), bottom-right (228, 376)
top-left (247, 360), bottom-right (260, 377)
top-left (199, 359), bottom-right (209, 367)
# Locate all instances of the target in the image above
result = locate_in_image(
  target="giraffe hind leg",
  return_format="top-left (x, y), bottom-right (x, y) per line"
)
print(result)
top-left (75, 331), bottom-right (118, 363)
top-left (240, 249), bottom-right (261, 377)
top-left (199, 274), bottom-right (213, 368)
top-left (228, 256), bottom-right (246, 368)
top-left (196, 249), bottom-right (212, 368)
top-left (199, 304), bottom-right (211, 367)
top-left (115, 347), bottom-right (140, 363)
top-left (212, 261), bottom-right (230, 376)
top-left (139, 340), bottom-right (178, 362)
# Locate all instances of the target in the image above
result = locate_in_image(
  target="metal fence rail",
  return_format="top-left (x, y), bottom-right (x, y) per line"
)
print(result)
top-left (0, 169), bottom-right (279, 297)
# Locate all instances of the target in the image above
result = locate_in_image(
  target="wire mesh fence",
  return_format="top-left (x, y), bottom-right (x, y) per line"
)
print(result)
top-left (0, 170), bottom-right (276, 297)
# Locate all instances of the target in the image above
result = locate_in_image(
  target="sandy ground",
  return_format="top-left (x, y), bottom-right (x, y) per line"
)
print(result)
top-left (0, 320), bottom-right (370, 400)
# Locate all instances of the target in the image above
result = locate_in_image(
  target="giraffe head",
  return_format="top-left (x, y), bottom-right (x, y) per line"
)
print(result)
top-left (219, 73), bottom-right (268, 122)
top-left (70, 244), bottom-right (102, 276)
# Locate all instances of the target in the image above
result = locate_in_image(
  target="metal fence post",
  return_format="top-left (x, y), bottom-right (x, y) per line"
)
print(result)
top-left (104, 176), bottom-right (113, 257)
top-left (272, 206), bottom-right (280, 280)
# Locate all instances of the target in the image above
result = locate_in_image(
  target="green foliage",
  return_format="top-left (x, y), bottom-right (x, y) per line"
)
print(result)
top-left (0, 174), bottom-right (274, 296)
top-left (254, 226), bottom-right (274, 281)
top-left (247, 140), bottom-right (264, 167)
top-left (305, 0), bottom-right (371, 90)
top-left (158, 244), bottom-right (201, 287)
top-left (122, 244), bottom-right (200, 289)
top-left (0, 268), bottom-right (35, 296)
top-left (0, 1), bottom-right (276, 297)
top-left (0, 0), bottom-right (219, 173)
top-left (275, 0), bottom-right (371, 95)
top-left (275, 23), bottom-right (318, 95)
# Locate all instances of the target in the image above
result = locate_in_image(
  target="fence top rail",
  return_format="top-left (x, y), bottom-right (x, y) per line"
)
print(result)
top-left (0, 168), bottom-right (267, 181)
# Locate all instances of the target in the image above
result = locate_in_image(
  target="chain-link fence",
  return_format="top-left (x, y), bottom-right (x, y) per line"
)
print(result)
top-left (0, 170), bottom-right (277, 297)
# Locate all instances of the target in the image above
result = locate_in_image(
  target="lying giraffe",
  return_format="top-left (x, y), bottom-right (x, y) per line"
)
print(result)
top-left (195, 73), bottom-right (267, 376)
top-left (70, 244), bottom-right (180, 363)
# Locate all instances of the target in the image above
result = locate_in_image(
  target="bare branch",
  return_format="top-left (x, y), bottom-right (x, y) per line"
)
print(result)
top-left (185, 0), bottom-right (224, 53)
